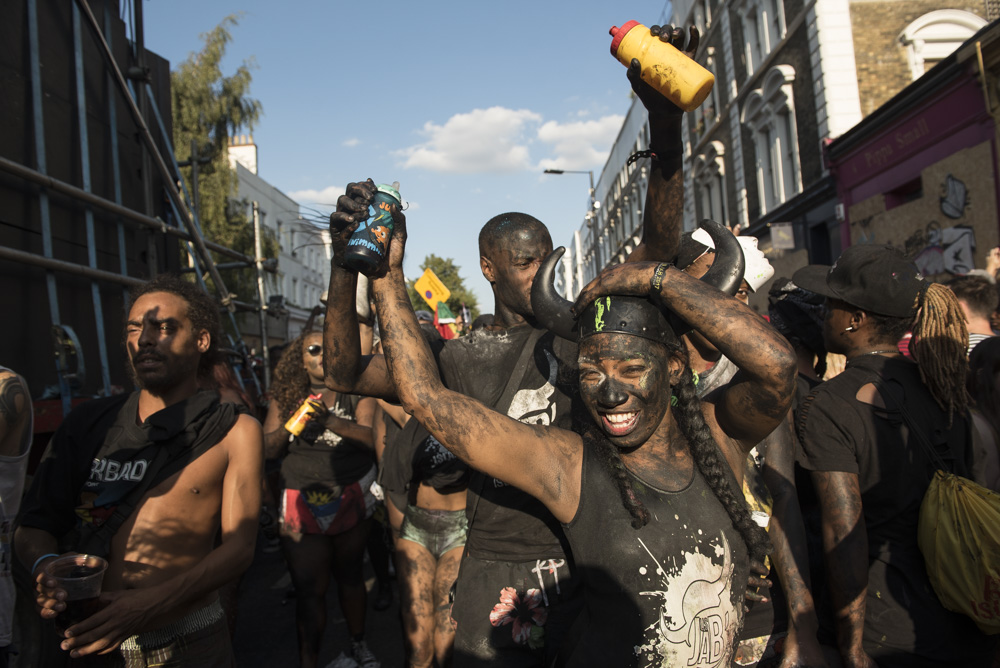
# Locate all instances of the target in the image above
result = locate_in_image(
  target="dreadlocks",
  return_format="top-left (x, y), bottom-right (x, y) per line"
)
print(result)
top-left (910, 283), bottom-right (970, 423)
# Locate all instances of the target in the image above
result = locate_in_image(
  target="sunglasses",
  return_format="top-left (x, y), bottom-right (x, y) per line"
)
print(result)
top-left (306, 344), bottom-right (322, 356)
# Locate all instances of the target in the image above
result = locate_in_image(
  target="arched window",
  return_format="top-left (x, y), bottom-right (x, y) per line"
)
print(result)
top-left (693, 142), bottom-right (728, 225)
top-left (900, 10), bottom-right (987, 79)
top-left (741, 65), bottom-right (801, 214)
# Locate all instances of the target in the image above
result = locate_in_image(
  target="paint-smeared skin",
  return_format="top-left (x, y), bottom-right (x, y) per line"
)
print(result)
top-left (759, 417), bottom-right (826, 665)
top-left (395, 540), bottom-right (461, 668)
top-left (372, 266), bottom-right (583, 524)
top-left (575, 263), bottom-right (796, 462)
top-left (624, 26), bottom-right (699, 265)
top-left (323, 180), bottom-right (399, 401)
top-left (811, 470), bottom-right (877, 668)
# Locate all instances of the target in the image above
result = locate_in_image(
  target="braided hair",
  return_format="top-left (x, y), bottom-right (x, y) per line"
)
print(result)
top-left (910, 283), bottom-right (970, 423)
top-left (585, 342), bottom-right (771, 566)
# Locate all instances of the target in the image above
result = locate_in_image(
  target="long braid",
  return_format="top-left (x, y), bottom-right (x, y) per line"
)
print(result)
top-left (911, 283), bottom-right (969, 424)
top-left (670, 368), bottom-right (772, 565)
top-left (586, 422), bottom-right (651, 529)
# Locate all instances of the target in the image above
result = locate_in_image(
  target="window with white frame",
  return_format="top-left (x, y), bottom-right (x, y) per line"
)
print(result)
top-left (737, 0), bottom-right (787, 77)
top-left (742, 65), bottom-right (801, 214)
top-left (693, 142), bottom-right (729, 225)
top-left (694, 52), bottom-right (721, 137)
top-left (900, 10), bottom-right (987, 79)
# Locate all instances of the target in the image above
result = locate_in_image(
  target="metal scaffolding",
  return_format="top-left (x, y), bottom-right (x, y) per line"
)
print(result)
top-left (1, 0), bottom-right (270, 415)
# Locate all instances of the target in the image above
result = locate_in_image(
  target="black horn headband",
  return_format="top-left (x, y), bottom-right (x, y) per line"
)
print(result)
top-left (530, 219), bottom-right (746, 342)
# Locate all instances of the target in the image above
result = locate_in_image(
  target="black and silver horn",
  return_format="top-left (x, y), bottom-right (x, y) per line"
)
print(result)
top-left (530, 220), bottom-right (745, 342)
top-left (530, 247), bottom-right (578, 341)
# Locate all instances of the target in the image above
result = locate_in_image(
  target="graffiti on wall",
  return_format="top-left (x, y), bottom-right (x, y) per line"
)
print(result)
top-left (940, 174), bottom-right (970, 219)
top-left (848, 137), bottom-right (997, 284)
top-left (904, 222), bottom-right (976, 280)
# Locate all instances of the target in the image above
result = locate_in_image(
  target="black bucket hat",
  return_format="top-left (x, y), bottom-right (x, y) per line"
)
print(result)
top-left (792, 245), bottom-right (925, 318)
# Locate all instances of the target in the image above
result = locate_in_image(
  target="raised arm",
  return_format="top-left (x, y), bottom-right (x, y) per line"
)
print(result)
top-left (574, 261), bottom-right (795, 451)
top-left (760, 418), bottom-right (827, 668)
top-left (626, 26), bottom-right (700, 265)
top-left (323, 180), bottom-right (397, 400)
top-left (372, 219), bottom-right (583, 523)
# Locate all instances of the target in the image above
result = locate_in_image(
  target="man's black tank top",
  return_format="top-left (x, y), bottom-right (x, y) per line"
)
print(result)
top-left (560, 442), bottom-right (749, 667)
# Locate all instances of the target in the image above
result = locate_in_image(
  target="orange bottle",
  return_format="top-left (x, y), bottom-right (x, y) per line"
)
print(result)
top-left (284, 394), bottom-right (324, 436)
top-left (609, 21), bottom-right (715, 112)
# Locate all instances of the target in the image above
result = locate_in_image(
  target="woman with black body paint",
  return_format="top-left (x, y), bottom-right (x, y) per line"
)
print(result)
top-left (370, 215), bottom-right (796, 667)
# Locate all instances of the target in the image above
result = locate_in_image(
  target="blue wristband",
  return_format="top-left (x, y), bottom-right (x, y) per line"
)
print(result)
top-left (31, 553), bottom-right (59, 576)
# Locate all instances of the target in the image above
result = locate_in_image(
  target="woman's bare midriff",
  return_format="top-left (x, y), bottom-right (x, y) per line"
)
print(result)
top-left (413, 482), bottom-right (466, 511)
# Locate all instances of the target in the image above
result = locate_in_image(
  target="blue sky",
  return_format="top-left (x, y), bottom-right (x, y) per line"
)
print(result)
top-left (142, 0), bottom-right (672, 309)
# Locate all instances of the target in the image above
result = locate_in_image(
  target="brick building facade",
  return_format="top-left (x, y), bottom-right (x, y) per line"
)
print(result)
top-left (567, 2), bottom-right (992, 306)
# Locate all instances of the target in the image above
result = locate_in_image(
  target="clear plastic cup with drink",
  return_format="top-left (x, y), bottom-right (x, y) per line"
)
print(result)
top-left (45, 554), bottom-right (108, 631)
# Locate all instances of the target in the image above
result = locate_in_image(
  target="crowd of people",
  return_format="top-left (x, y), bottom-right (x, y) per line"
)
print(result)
top-left (2, 23), bottom-right (1000, 668)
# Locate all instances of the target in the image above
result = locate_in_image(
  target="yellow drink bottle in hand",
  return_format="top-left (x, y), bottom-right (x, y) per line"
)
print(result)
top-left (609, 21), bottom-right (715, 112)
top-left (284, 393), bottom-right (324, 436)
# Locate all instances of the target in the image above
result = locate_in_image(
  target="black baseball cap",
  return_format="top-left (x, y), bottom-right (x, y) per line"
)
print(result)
top-left (792, 245), bottom-right (925, 318)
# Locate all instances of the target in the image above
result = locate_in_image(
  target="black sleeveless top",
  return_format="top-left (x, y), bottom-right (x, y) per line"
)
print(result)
top-left (560, 442), bottom-right (749, 667)
top-left (438, 324), bottom-right (580, 561)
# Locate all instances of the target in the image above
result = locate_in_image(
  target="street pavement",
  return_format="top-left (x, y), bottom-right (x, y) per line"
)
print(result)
top-left (233, 534), bottom-right (405, 668)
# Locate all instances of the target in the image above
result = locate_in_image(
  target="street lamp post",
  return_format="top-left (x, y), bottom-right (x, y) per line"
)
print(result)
top-left (543, 169), bottom-right (601, 297)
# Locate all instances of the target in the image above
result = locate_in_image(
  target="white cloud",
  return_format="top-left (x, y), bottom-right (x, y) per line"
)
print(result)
top-left (396, 107), bottom-right (542, 173)
top-left (288, 185), bottom-right (344, 209)
top-left (536, 115), bottom-right (624, 172)
top-left (342, 138), bottom-right (360, 147)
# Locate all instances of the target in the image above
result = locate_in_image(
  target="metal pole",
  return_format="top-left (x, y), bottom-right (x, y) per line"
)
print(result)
top-left (253, 202), bottom-right (271, 390)
top-left (0, 246), bottom-right (145, 288)
top-left (73, 2), bottom-right (112, 397)
top-left (27, 0), bottom-right (73, 415)
top-left (74, 0), bottom-right (235, 309)
top-left (103, 1), bottom-right (129, 304)
top-left (0, 157), bottom-right (254, 263)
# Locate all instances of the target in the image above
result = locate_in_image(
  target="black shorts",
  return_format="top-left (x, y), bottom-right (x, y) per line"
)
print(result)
top-left (451, 553), bottom-right (582, 668)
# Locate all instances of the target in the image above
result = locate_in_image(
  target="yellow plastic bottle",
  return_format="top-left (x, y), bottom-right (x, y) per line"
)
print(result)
top-left (609, 21), bottom-right (715, 112)
top-left (284, 393), bottom-right (324, 436)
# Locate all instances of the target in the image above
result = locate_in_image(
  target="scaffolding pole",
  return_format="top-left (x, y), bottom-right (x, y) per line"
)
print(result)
top-left (73, 0), bottom-right (235, 309)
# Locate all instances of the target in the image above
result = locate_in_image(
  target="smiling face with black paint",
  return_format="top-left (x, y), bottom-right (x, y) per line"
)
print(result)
top-left (578, 333), bottom-right (683, 450)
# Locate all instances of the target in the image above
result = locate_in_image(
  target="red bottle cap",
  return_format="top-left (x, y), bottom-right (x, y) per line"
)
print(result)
top-left (609, 20), bottom-right (641, 56)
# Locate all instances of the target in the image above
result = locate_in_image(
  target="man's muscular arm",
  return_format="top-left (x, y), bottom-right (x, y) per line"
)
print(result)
top-left (761, 419), bottom-right (827, 668)
top-left (0, 369), bottom-right (31, 457)
top-left (812, 470), bottom-right (876, 668)
top-left (59, 414), bottom-right (264, 658)
top-left (323, 180), bottom-right (398, 400)
top-left (625, 26), bottom-right (699, 265)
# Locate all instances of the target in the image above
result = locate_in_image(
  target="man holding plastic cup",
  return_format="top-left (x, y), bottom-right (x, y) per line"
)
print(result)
top-left (14, 275), bottom-right (263, 665)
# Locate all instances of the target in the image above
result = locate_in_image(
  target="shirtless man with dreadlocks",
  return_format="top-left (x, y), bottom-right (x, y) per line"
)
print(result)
top-left (793, 245), bottom-right (998, 668)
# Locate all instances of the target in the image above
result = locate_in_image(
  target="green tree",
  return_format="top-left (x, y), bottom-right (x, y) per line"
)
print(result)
top-left (407, 254), bottom-right (480, 322)
top-left (171, 15), bottom-right (272, 299)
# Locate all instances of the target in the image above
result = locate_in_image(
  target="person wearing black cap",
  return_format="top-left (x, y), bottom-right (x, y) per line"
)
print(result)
top-left (792, 245), bottom-right (997, 667)
top-left (366, 213), bottom-right (795, 667)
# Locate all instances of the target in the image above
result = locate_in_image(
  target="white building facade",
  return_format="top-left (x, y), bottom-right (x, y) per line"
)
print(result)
top-left (229, 135), bottom-right (330, 344)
